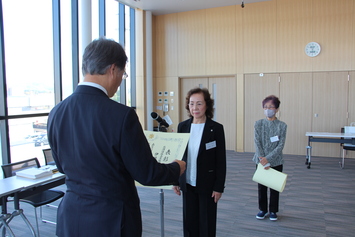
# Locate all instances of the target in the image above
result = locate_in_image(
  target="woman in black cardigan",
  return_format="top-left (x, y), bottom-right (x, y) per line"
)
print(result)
top-left (173, 87), bottom-right (226, 237)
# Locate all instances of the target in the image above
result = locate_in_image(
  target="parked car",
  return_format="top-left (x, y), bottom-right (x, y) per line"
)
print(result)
top-left (34, 134), bottom-right (48, 147)
top-left (25, 134), bottom-right (41, 141)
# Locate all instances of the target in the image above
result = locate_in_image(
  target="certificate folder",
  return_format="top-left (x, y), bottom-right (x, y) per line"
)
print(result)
top-left (252, 163), bottom-right (287, 193)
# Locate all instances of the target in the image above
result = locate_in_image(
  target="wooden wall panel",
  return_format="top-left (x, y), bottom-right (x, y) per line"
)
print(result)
top-left (154, 0), bottom-right (355, 76)
top-left (244, 74), bottom-right (280, 152)
top-left (236, 7), bottom-right (244, 73)
top-left (151, 0), bottom-right (355, 155)
top-left (353, 3), bottom-right (355, 70)
top-left (153, 76), bottom-right (180, 132)
top-left (154, 14), bottom-right (178, 77)
top-left (277, 0), bottom-right (313, 72)
top-left (236, 74), bottom-right (244, 152)
top-left (311, 72), bottom-right (348, 157)
top-left (243, 1), bottom-right (277, 73)
top-left (205, 6), bottom-right (236, 75)
top-left (312, 0), bottom-right (354, 71)
top-left (177, 10), bottom-right (206, 76)
top-left (280, 73), bottom-right (312, 155)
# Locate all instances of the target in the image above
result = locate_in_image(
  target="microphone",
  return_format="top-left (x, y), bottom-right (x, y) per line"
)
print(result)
top-left (151, 112), bottom-right (169, 128)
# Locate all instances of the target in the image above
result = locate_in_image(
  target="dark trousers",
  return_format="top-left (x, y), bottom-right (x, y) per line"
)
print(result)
top-left (258, 164), bottom-right (283, 213)
top-left (182, 184), bottom-right (217, 237)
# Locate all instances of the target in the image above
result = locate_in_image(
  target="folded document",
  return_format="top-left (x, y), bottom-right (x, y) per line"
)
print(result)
top-left (252, 163), bottom-right (288, 193)
top-left (16, 167), bottom-right (53, 179)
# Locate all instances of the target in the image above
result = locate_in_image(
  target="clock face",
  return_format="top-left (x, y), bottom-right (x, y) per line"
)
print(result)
top-left (305, 42), bottom-right (321, 57)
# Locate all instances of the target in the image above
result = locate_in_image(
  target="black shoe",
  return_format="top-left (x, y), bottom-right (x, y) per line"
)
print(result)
top-left (256, 211), bottom-right (268, 219)
top-left (269, 212), bottom-right (278, 221)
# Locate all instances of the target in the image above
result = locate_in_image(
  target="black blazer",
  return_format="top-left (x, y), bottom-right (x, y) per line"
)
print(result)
top-left (178, 117), bottom-right (226, 194)
top-left (47, 85), bottom-right (180, 237)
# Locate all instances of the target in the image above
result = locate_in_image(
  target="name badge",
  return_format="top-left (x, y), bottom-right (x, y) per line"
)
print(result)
top-left (270, 136), bottom-right (279, 143)
top-left (206, 141), bottom-right (216, 150)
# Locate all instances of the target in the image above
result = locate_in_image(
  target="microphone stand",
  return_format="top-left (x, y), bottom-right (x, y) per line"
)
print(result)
top-left (158, 123), bottom-right (167, 133)
top-left (157, 122), bottom-right (167, 237)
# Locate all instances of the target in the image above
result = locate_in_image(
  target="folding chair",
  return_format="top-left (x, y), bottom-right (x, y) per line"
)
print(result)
top-left (1, 158), bottom-right (64, 236)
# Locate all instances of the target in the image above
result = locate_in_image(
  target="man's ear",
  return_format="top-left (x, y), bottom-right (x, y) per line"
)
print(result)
top-left (108, 64), bottom-right (116, 77)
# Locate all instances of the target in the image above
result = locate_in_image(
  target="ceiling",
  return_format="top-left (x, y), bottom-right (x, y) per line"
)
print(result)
top-left (117, 0), bottom-right (270, 16)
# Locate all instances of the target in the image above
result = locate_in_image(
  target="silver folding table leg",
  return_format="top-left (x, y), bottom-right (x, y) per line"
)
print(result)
top-left (306, 145), bottom-right (312, 169)
top-left (1, 196), bottom-right (15, 237)
top-left (0, 213), bottom-right (15, 237)
top-left (11, 193), bottom-right (37, 237)
top-left (340, 149), bottom-right (345, 169)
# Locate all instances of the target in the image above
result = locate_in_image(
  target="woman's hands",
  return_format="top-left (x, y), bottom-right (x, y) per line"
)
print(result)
top-left (259, 157), bottom-right (270, 170)
top-left (173, 186), bottom-right (223, 203)
top-left (212, 191), bottom-right (222, 203)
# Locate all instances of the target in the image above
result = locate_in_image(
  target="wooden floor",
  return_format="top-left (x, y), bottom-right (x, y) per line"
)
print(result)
top-left (3, 151), bottom-right (355, 237)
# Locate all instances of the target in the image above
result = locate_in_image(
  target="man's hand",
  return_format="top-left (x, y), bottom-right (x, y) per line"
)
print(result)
top-left (172, 186), bottom-right (181, 196)
top-left (174, 160), bottom-right (186, 176)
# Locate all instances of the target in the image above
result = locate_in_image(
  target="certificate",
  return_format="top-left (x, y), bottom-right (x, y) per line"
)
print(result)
top-left (252, 163), bottom-right (288, 193)
top-left (136, 131), bottom-right (190, 189)
top-left (143, 131), bottom-right (190, 163)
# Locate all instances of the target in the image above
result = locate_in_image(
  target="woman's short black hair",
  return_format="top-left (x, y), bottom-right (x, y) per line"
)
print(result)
top-left (262, 95), bottom-right (281, 109)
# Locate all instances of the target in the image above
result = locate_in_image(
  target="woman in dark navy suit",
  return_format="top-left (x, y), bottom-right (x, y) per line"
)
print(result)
top-left (173, 87), bottom-right (226, 237)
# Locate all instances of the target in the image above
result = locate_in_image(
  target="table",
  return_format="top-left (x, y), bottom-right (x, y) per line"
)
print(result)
top-left (0, 173), bottom-right (65, 237)
top-left (305, 132), bottom-right (355, 169)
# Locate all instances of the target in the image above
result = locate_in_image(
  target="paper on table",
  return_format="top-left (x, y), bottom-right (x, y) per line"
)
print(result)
top-left (344, 126), bottom-right (355, 147)
top-left (16, 167), bottom-right (53, 179)
top-left (252, 163), bottom-right (288, 193)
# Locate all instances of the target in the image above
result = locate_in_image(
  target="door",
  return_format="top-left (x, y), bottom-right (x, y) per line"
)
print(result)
top-left (280, 73), bottom-right (312, 155)
top-left (180, 78), bottom-right (208, 121)
top-left (180, 77), bottom-right (237, 150)
top-left (311, 72), bottom-right (348, 157)
top-left (208, 77), bottom-right (237, 150)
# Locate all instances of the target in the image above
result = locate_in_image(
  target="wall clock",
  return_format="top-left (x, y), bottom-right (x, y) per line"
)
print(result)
top-left (305, 42), bottom-right (321, 57)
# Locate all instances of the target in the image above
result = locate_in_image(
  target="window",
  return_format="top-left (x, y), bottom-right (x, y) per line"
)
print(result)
top-left (1, 0), bottom-right (54, 165)
top-left (0, 0), bottom-right (136, 166)
top-left (3, 0), bottom-right (55, 115)
top-left (104, 1), bottom-right (135, 107)
top-left (9, 117), bottom-right (50, 165)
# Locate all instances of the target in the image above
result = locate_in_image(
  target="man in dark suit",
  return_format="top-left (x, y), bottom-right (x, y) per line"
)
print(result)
top-left (47, 38), bottom-right (185, 237)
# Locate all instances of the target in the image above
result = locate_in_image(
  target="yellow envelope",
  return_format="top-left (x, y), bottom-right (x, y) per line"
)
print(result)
top-left (252, 163), bottom-right (287, 192)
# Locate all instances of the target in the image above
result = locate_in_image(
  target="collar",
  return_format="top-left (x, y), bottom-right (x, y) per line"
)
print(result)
top-left (78, 82), bottom-right (108, 95)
